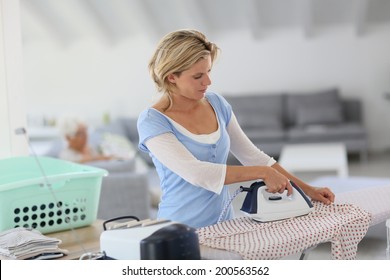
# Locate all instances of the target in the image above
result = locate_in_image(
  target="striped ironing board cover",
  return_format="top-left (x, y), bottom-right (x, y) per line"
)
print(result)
top-left (197, 201), bottom-right (371, 260)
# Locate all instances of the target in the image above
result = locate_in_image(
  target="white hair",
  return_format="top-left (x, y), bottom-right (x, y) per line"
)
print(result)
top-left (58, 116), bottom-right (86, 138)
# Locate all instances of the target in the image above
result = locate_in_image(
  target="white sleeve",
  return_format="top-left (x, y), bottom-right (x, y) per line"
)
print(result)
top-left (227, 113), bottom-right (276, 167)
top-left (145, 133), bottom-right (226, 194)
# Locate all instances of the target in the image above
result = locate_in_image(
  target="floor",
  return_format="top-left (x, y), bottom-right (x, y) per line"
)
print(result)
top-left (147, 150), bottom-right (390, 260)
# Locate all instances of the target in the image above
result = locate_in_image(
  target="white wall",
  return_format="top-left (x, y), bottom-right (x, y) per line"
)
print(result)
top-left (23, 34), bottom-right (155, 125)
top-left (22, 26), bottom-right (390, 151)
top-left (0, 0), bottom-right (28, 159)
top-left (214, 28), bottom-right (390, 152)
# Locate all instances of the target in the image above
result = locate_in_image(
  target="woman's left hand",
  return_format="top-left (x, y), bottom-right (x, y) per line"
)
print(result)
top-left (305, 187), bottom-right (335, 205)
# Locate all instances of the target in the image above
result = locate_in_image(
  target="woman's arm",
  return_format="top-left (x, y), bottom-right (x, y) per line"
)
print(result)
top-left (145, 133), bottom-right (226, 194)
top-left (145, 133), bottom-right (292, 194)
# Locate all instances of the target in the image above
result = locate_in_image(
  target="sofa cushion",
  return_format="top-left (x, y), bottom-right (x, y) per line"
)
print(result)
top-left (296, 104), bottom-right (343, 126)
top-left (235, 113), bottom-right (282, 129)
top-left (225, 94), bottom-right (284, 129)
top-left (90, 119), bottom-right (128, 149)
top-left (99, 132), bottom-right (137, 160)
top-left (287, 123), bottom-right (367, 142)
top-left (244, 128), bottom-right (286, 141)
top-left (118, 117), bottom-right (139, 143)
top-left (286, 88), bottom-right (342, 126)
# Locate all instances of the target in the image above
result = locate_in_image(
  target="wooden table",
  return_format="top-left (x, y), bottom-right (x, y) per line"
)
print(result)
top-left (46, 220), bottom-right (104, 260)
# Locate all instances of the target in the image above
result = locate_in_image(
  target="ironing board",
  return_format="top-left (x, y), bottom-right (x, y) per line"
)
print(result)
top-left (197, 201), bottom-right (371, 260)
top-left (310, 176), bottom-right (390, 226)
top-left (312, 177), bottom-right (390, 259)
top-left (198, 180), bottom-right (390, 260)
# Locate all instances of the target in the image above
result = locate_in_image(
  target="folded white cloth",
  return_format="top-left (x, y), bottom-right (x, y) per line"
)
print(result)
top-left (0, 227), bottom-right (68, 260)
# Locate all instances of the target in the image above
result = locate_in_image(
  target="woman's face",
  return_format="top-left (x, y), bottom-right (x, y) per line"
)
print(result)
top-left (169, 55), bottom-right (212, 101)
top-left (67, 124), bottom-right (88, 151)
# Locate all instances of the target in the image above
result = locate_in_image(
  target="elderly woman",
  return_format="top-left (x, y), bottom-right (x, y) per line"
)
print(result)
top-left (59, 117), bottom-right (112, 163)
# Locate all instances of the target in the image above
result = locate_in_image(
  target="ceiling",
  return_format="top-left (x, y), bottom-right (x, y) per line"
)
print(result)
top-left (20, 0), bottom-right (390, 46)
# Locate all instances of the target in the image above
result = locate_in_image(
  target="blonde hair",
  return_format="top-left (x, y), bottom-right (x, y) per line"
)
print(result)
top-left (148, 29), bottom-right (220, 110)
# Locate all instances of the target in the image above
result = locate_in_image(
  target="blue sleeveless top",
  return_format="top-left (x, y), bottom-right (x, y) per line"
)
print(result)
top-left (137, 92), bottom-right (233, 228)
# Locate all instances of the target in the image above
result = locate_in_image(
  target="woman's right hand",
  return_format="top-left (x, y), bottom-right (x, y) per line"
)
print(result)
top-left (263, 166), bottom-right (293, 195)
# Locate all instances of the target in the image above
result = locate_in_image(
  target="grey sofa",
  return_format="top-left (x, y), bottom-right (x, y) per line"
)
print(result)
top-left (224, 88), bottom-right (368, 161)
top-left (88, 159), bottom-right (151, 220)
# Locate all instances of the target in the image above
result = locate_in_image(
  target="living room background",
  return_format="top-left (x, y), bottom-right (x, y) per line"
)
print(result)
top-left (7, 0), bottom-right (390, 154)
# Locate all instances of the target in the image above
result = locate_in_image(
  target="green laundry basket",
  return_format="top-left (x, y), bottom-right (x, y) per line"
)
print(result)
top-left (0, 156), bottom-right (107, 234)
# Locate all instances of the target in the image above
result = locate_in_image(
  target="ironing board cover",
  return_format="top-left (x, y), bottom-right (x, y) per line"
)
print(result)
top-left (197, 202), bottom-right (371, 260)
top-left (335, 185), bottom-right (390, 226)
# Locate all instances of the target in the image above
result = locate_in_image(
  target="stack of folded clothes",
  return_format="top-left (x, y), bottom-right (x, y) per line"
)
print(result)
top-left (0, 227), bottom-right (68, 260)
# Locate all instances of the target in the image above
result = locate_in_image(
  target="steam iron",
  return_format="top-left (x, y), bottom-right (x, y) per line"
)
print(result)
top-left (240, 181), bottom-right (314, 222)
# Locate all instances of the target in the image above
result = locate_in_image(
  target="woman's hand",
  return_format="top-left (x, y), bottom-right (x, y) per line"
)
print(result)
top-left (304, 186), bottom-right (335, 205)
top-left (269, 162), bottom-right (335, 205)
top-left (263, 167), bottom-right (293, 195)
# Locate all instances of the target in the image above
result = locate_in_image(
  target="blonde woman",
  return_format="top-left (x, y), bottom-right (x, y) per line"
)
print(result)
top-left (137, 29), bottom-right (334, 228)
